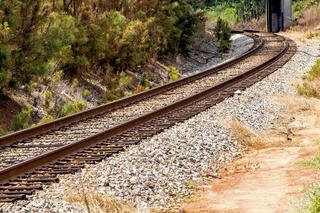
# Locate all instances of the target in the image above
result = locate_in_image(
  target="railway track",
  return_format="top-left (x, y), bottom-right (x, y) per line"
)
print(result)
top-left (0, 32), bottom-right (296, 202)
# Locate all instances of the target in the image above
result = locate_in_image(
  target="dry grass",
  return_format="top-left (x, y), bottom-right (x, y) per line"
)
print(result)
top-left (227, 119), bottom-right (288, 150)
top-left (274, 95), bottom-right (320, 115)
top-left (286, 4), bottom-right (320, 40)
top-left (66, 191), bottom-right (137, 213)
top-left (235, 17), bottom-right (266, 31)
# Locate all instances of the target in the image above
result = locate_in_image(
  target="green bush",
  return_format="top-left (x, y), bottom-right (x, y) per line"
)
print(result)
top-left (293, 0), bottom-right (317, 19)
top-left (11, 108), bottom-right (32, 131)
top-left (119, 72), bottom-right (133, 88)
top-left (168, 66), bottom-right (182, 82)
top-left (215, 18), bottom-right (232, 53)
top-left (0, 126), bottom-right (6, 136)
top-left (56, 101), bottom-right (87, 118)
top-left (82, 89), bottom-right (91, 97)
top-left (33, 115), bottom-right (55, 126)
top-left (298, 59), bottom-right (320, 98)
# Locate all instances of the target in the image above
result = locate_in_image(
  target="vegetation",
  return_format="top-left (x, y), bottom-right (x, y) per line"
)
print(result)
top-left (293, 0), bottom-right (318, 20)
top-left (0, 0), bottom-right (205, 94)
top-left (298, 59), bottom-right (320, 98)
top-left (205, 0), bottom-right (265, 27)
top-left (0, 125), bottom-right (5, 136)
top-left (168, 66), bottom-right (182, 82)
top-left (11, 108), bottom-right (33, 131)
top-left (55, 100), bottom-right (87, 118)
top-left (299, 140), bottom-right (320, 213)
top-left (215, 18), bottom-right (232, 53)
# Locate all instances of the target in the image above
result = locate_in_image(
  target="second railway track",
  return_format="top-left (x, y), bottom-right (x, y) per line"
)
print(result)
top-left (0, 32), bottom-right (296, 202)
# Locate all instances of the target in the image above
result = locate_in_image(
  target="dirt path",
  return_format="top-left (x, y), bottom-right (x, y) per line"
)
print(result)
top-left (177, 104), bottom-right (320, 213)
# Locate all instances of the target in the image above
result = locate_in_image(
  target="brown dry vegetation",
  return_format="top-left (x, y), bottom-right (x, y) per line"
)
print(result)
top-left (66, 191), bottom-right (138, 213)
top-left (235, 17), bottom-right (266, 31)
top-left (227, 118), bottom-right (289, 150)
top-left (286, 4), bottom-right (320, 40)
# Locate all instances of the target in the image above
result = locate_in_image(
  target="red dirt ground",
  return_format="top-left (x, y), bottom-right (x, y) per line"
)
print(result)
top-left (176, 114), bottom-right (320, 212)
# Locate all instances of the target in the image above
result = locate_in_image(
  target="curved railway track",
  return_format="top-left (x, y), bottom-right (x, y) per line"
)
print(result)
top-left (0, 32), bottom-right (296, 202)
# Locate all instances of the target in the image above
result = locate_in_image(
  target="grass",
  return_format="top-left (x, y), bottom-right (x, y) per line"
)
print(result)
top-left (228, 119), bottom-right (268, 149)
top-left (300, 140), bottom-right (320, 169)
top-left (298, 140), bottom-right (320, 213)
top-left (298, 59), bottom-right (320, 98)
top-left (66, 191), bottom-right (137, 213)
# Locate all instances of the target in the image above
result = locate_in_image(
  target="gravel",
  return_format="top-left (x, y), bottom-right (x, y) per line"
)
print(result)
top-left (1, 35), bottom-right (319, 212)
top-left (0, 34), bottom-right (261, 171)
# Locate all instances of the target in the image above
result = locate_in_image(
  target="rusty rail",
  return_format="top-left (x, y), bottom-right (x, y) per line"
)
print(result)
top-left (0, 37), bottom-right (289, 183)
top-left (0, 33), bottom-right (263, 147)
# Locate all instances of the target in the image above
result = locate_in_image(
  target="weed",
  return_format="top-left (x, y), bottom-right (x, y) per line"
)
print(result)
top-left (214, 18), bottom-right (231, 53)
top-left (33, 115), bottom-right (55, 126)
top-left (53, 70), bottom-right (64, 81)
top-left (119, 72), bottom-right (133, 88)
top-left (298, 59), bottom-right (320, 98)
top-left (82, 89), bottom-right (91, 98)
top-left (0, 126), bottom-right (6, 136)
top-left (66, 192), bottom-right (137, 213)
top-left (168, 66), bottom-right (181, 82)
top-left (135, 84), bottom-right (145, 93)
top-left (11, 108), bottom-right (32, 131)
top-left (228, 119), bottom-right (267, 149)
top-left (71, 78), bottom-right (79, 88)
top-left (56, 100), bottom-right (87, 118)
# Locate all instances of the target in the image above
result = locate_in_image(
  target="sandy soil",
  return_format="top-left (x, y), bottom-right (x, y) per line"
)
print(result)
top-left (173, 97), bottom-right (320, 213)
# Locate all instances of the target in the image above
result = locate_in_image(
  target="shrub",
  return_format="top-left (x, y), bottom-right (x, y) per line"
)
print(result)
top-left (119, 72), bottom-right (133, 88)
top-left (11, 108), bottom-right (32, 131)
top-left (0, 126), bottom-right (6, 136)
top-left (140, 77), bottom-right (151, 89)
top-left (71, 78), bottom-right (79, 88)
top-left (293, 0), bottom-right (317, 20)
top-left (104, 89), bottom-right (123, 103)
top-left (53, 70), bottom-right (64, 81)
top-left (44, 89), bottom-right (53, 107)
top-left (56, 101), bottom-right (87, 118)
top-left (298, 59), bottom-right (320, 98)
top-left (82, 89), bottom-right (91, 97)
top-left (215, 18), bottom-right (232, 53)
top-left (135, 84), bottom-right (145, 93)
top-left (33, 115), bottom-right (55, 126)
top-left (168, 66), bottom-right (182, 82)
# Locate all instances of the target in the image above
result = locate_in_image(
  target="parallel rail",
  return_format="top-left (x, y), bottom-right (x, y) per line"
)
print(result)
top-left (0, 32), bottom-right (262, 147)
top-left (0, 32), bottom-right (297, 202)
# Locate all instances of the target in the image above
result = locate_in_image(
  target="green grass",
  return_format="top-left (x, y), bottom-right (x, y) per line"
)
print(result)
top-left (299, 140), bottom-right (320, 169)
top-left (298, 140), bottom-right (320, 212)
top-left (297, 59), bottom-right (320, 98)
top-left (300, 153), bottom-right (320, 169)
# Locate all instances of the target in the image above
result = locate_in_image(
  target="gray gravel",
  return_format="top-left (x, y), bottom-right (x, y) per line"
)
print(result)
top-left (1, 35), bottom-right (319, 212)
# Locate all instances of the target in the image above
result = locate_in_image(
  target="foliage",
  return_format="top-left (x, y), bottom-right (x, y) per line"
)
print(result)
top-left (293, 0), bottom-right (318, 20)
top-left (53, 70), bottom-right (64, 81)
top-left (214, 18), bottom-right (232, 53)
top-left (205, 0), bottom-right (265, 27)
top-left (82, 89), bottom-right (91, 97)
top-left (11, 108), bottom-right (32, 131)
top-left (168, 66), bottom-right (182, 82)
top-left (71, 78), bottom-right (79, 88)
top-left (308, 186), bottom-right (320, 213)
top-left (0, 125), bottom-right (5, 136)
top-left (56, 100), bottom-right (87, 118)
top-left (0, 0), bottom-right (205, 93)
top-left (33, 115), bottom-right (54, 126)
top-left (119, 72), bottom-right (133, 89)
top-left (298, 59), bottom-right (320, 98)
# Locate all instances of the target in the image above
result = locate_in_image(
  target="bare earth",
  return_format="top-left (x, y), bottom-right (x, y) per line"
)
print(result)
top-left (176, 98), bottom-right (320, 213)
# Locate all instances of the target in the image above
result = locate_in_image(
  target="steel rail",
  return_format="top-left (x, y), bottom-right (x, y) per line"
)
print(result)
top-left (0, 32), bottom-right (263, 147)
top-left (0, 36), bottom-right (289, 184)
